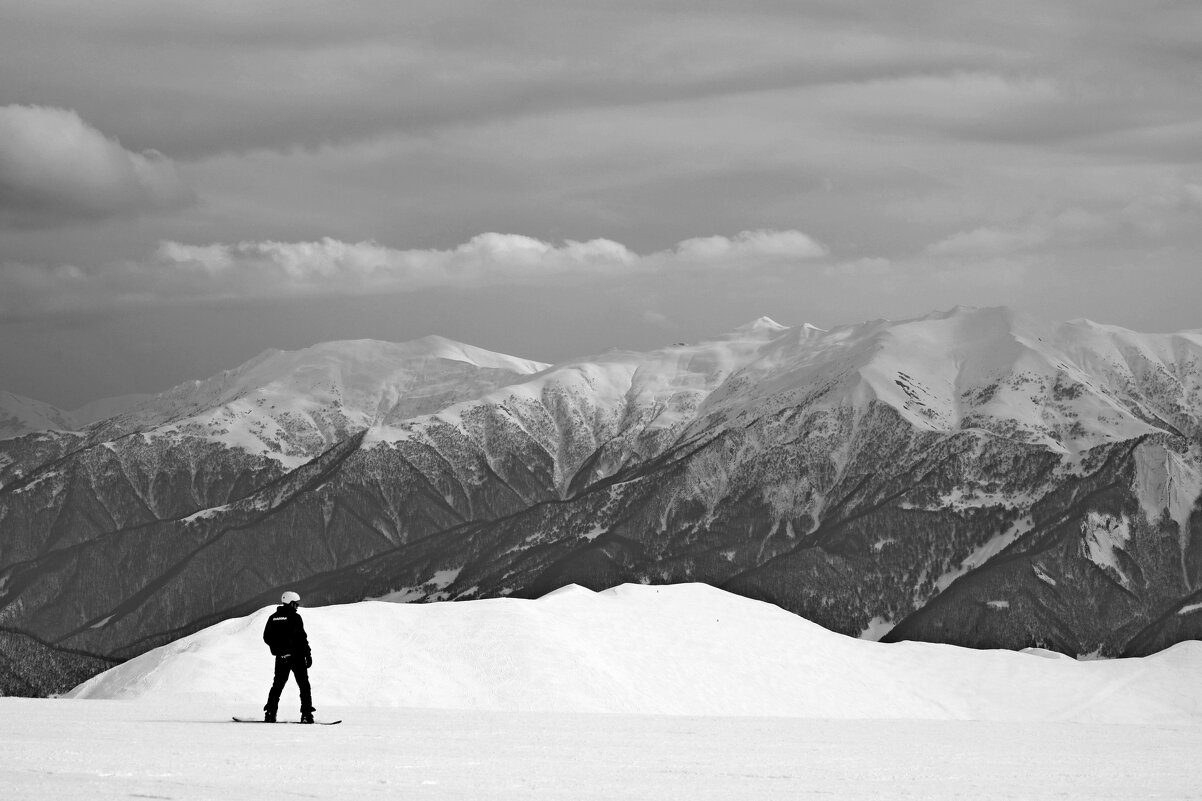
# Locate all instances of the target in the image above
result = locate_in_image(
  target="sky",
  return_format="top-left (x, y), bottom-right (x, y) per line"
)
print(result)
top-left (2, 1), bottom-right (1201, 408)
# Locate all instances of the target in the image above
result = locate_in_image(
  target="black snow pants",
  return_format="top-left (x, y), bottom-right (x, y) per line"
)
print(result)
top-left (264, 654), bottom-right (313, 714)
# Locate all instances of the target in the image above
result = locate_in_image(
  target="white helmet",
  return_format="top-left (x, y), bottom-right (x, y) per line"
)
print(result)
top-left (280, 591), bottom-right (301, 605)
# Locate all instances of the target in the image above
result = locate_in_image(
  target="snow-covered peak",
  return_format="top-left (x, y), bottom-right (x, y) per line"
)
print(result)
top-left (687, 305), bottom-right (1202, 452)
top-left (91, 336), bottom-right (549, 462)
top-left (0, 390), bottom-right (154, 439)
top-left (729, 316), bottom-right (789, 337)
top-left (358, 306), bottom-right (1202, 494)
top-left (220, 337), bottom-right (548, 398)
top-left (0, 391), bottom-right (76, 439)
top-left (29, 307), bottom-right (1202, 467)
top-left (355, 335), bottom-right (548, 373)
top-left (368, 322), bottom-right (795, 463)
top-left (875, 307), bottom-right (1201, 444)
top-left (68, 582), bottom-right (1202, 722)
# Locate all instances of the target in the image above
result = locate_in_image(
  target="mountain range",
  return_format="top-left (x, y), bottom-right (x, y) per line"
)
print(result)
top-left (3, 306), bottom-right (1201, 695)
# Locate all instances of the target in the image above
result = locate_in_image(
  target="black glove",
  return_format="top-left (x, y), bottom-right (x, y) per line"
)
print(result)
top-left (305, 654), bottom-right (313, 669)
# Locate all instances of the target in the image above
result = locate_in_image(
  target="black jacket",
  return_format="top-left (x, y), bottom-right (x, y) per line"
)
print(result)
top-left (263, 604), bottom-right (311, 658)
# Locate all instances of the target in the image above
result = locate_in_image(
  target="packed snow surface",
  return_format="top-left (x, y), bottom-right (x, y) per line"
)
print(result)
top-left (71, 583), bottom-right (1202, 724)
top-left (5, 699), bottom-right (1201, 801)
top-left (12, 583), bottom-right (1202, 800)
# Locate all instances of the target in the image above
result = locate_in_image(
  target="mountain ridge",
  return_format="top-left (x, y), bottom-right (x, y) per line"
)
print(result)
top-left (7, 305), bottom-right (1199, 445)
top-left (2, 306), bottom-right (1201, 695)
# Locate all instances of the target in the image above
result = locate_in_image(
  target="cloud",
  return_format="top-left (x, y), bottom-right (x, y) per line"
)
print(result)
top-left (0, 229), bottom-right (828, 319)
top-left (4, 3), bottom-right (1200, 334)
top-left (154, 235), bottom-right (641, 291)
top-left (3, 1), bottom-right (1144, 161)
top-left (642, 310), bottom-right (672, 329)
top-left (672, 229), bottom-right (829, 261)
top-left (926, 190), bottom-right (1202, 259)
top-left (0, 105), bottom-right (194, 227)
top-left (823, 257), bottom-right (893, 278)
top-left (926, 225), bottom-right (1052, 258)
top-left (1119, 183), bottom-right (1202, 237)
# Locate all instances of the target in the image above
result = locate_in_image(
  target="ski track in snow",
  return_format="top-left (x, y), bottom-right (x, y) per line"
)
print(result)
top-left (3, 699), bottom-right (1201, 801)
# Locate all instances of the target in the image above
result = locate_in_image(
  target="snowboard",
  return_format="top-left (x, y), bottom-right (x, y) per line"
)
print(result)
top-left (232, 716), bottom-right (341, 725)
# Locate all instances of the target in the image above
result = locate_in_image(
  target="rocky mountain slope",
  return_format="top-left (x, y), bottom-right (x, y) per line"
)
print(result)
top-left (2, 306), bottom-right (1201, 694)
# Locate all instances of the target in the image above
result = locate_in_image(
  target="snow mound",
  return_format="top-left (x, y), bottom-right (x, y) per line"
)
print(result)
top-left (70, 583), bottom-right (1202, 722)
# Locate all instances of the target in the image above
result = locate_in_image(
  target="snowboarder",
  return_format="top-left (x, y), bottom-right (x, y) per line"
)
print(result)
top-left (262, 590), bottom-right (315, 723)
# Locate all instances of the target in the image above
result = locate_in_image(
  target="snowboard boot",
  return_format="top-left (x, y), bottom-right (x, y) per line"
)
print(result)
top-left (264, 710), bottom-right (277, 723)
top-left (300, 712), bottom-right (314, 724)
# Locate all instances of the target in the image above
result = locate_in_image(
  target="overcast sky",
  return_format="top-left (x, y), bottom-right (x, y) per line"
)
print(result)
top-left (2, 0), bottom-right (1201, 408)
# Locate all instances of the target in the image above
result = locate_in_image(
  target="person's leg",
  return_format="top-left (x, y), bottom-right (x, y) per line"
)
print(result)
top-left (294, 658), bottom-right (313, 718)
top-left (264, 656), bottom-right (291, 720)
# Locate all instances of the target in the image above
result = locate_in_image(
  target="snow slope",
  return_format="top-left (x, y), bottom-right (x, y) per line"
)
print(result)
top-left (364, 316), bottom-right (802, 494)
top-left (10, 306), bottom-right (1201, 463)
top-left (359, 306), bottom-right (1202, 504)
top-left (10, 307), bottom-right (1202, 457)
top-left (0, 391), bottom-right (76, 439)
top-left (70, 583), bottom-right (1202, 724)
top-left (88, 336), bottom-right (549, 463)
top-left (685, 305), bottom-right (1202, 450)
top-left (0, 391), bottom-right (151, 439)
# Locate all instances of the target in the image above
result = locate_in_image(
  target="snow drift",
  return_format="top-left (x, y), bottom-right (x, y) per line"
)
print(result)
top-left (69, 583), bottom-right (1202, 723)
